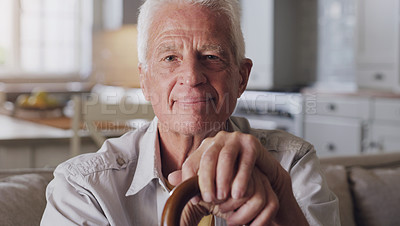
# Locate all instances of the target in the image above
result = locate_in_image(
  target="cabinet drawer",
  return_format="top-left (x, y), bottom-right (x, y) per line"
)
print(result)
top-left (373, 98), bottom-right (400, 122)
top-left (314, 97), bottom-right (370, 119)
top-left (304, 116), bottom-right (362, 156)
top-left (357, 69), bottom-right (397, 90)
top-left (370, 122), bottom-right (400, 153)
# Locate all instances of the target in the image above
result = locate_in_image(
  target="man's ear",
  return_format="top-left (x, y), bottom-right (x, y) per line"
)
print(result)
top-left (139, 63), bottom-right (150, 101)
top-left (237, 58), bottom-right (252, 98)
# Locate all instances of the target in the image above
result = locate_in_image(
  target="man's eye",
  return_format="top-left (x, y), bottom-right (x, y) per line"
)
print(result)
top-left (163, 55), bottom-right (178, 62)
top-left (205, 55), bottom-right (219, 60)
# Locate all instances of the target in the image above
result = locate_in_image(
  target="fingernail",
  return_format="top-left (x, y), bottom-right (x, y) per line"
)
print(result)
top-left (202, 192), bottom-right (213, 202)
top-left (217, 190), bottom-right (226, 200)
top-left (232, 189), bottom-right (242, 199)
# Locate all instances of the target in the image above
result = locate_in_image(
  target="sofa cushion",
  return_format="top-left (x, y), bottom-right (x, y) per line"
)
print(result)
top-left (0, 173), bottom-right (49, 226)
top-left (322, 164), bottom-right (356, 226)
top-left (349, 166), bottom-right (400, 226)
top-left (0, 168), bottom-right (54, 182)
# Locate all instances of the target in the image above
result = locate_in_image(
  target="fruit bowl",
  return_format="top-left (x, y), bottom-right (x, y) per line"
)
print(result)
top-left (17, 103), bottom-right (64, 111)
top-left (13, 90), bottom-right (65, 118)
top-left (15, 91), bottom-right (63, 110)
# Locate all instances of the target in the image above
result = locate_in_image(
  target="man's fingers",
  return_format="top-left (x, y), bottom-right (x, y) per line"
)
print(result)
top-left (226, 169), bottom-right (266, 225)
top-left (182, 138), bottom-right (220, 205)
top-left (249, 169), bottom-right (279, 226)
top-left (231, 152), bottom-right (255, 199)
top-left (181, 147), bottom-right (203, 205)
top-left (215, 143), bottom-right (239, 201)
top-left (167, 170), bottom-right (182, 186)
top-left (181, 144), bottom-right (203, 181)
top-left (231, 134), bottom-right (259, 199)
top-left (198, 140), bottom-right (222, 202)
top-left (217, 176), bottom-right (255, 213)
top-left (181, 130), bottom-right (268, 216)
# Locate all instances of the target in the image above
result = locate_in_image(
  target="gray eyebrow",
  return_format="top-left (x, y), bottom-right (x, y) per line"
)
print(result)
top-left (199, 44), bottom-right (224, 54)
top-left (155, 43), bottom-right (226, 56)
top-left (156, 44), bottom-right (177, 53)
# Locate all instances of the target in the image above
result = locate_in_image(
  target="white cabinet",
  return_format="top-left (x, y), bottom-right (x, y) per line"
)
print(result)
top-left (304, 95), bottom-right (369, 157)
top-left (355, 0), bottom-right (400, 91)
top-left (369, 98), bottom-right (400, 153)
top-left (372, 98), bottom-right (400, 122)
top-left (313, 96), bottom-right (370, 119)
top-left (304, 94), bottom-right (400, 156)
top-left (370, 123), bottom-right (400, 153)
top-left (304, 115), bottom-right (362, 156)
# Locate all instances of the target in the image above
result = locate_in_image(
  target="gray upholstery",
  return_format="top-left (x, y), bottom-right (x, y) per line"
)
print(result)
top-left (321, 152), bottom-right (400, 226)
top-left (349, 166), bottom-right (400, 226)
top-left (1, 153), bottom-right (400, 226)
top-left (322, 165), bottom-right (356, 226)
top-left (0, 169), bottom-right (53, 226)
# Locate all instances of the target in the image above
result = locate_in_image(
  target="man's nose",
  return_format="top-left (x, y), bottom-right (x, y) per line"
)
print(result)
top-left (178, 57), bottom-right (207, 86)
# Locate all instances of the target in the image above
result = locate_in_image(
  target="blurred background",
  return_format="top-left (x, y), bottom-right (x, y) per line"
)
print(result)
top-left (0, 0), bottom-right (400, 169)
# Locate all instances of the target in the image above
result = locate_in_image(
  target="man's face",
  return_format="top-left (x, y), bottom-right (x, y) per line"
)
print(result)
top-left (140, 3), bottom-right (250, 135)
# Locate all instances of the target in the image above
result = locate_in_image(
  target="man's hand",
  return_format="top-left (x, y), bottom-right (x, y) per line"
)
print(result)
top-left (168, 131), bottom-right (309, 225)
top-left (168, 131), bottom-right (308, 225)
top-left (177, 168), bottom-right (278, 226)
top-left (182, 131), bottom-right (262, 202)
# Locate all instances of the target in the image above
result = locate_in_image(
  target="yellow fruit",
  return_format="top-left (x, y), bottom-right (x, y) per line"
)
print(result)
top-left (28, 96), bottom-right (47, 109)
top-left (16, 94), bottom-right (30, 107)
top-left (33, 91), bottom-right (48, 101)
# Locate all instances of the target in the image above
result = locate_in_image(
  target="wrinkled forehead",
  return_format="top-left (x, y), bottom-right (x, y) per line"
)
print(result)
top-left (147, 2), bottom-right (232, 52)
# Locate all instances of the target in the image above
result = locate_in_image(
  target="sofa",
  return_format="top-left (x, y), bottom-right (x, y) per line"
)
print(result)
top-left (0, 168), bottom-right (54, 226)
top-left (320, 152), bottom-right (400, 226)
top-left (1, 152), bottom-right (400, 226)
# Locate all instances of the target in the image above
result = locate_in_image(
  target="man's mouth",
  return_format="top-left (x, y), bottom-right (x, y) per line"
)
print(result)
top-left (173, 97), bottom-right (215, 105)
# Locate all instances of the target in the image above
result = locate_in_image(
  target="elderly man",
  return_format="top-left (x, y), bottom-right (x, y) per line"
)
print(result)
top-left (41, 0), bottom-right (339, 225)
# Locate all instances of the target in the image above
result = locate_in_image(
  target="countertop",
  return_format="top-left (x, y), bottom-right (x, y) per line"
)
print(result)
top-left (0, 114), bottom-right (72, 144)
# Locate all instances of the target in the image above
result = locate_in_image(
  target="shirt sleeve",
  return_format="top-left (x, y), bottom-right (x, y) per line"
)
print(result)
top-left (290, 148), bottom-right (341, 226)
top-left (40, 166), bottom-right (109, 226)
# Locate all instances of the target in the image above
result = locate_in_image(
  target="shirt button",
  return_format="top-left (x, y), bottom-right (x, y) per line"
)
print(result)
top-left (260, 137), bottom-right (267, 146)
top-left (116, 157), bottom-right (125, 166)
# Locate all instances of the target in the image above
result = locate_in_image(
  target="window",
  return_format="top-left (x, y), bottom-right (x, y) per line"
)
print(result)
top-left (317, 0), bottom-right (356, 86)
top-left (0, 0), bottom-right (92, 81)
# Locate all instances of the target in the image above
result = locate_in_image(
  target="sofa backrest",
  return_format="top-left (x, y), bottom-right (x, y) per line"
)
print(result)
top-left (320, 152), bottom-right (400, 168)
top-left (320, 152), bottom-right (400, 226)
top-left (0, 168), bottom-right (54, 181)
top-left (2, 153), bottom-right (400, 226)
top-left (0, 168), bottom-right (54, 226)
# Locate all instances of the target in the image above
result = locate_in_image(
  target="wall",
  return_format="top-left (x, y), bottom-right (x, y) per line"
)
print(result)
top-left (91, 0), bottom-right (142, 88)
top-left (275, 0), bottom-right (318, 89)
top-left (91, 25), bottom-right (141, 88)
top-left (123, 0), bottom-right (140, 24)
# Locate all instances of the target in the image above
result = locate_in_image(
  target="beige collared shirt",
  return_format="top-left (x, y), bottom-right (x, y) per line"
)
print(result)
top-left (41, 117), bottom-right (340, 226)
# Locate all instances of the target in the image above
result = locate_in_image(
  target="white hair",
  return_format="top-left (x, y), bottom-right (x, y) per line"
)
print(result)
top-left (137, 0), bottom-right (245, 66)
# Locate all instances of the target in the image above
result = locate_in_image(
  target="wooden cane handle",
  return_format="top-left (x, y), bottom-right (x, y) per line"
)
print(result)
top-left (161, 176), bottom-right (200, 226)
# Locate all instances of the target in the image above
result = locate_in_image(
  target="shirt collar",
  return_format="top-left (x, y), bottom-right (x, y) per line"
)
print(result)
top-left (126, 117), bottom-right (166, 196)
top-left (227, 117), bottom-right (240, 132)
top-left (125, 116), bottom-right (243, 196)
